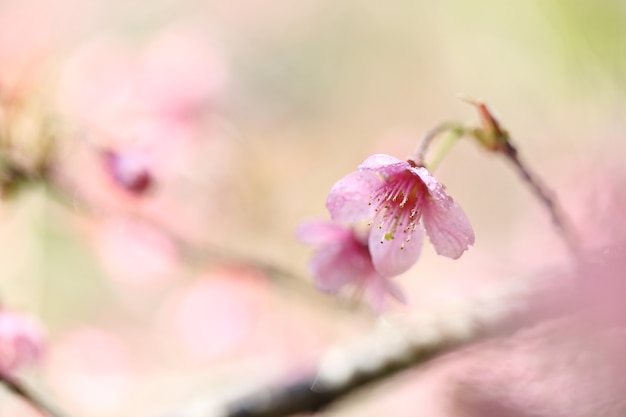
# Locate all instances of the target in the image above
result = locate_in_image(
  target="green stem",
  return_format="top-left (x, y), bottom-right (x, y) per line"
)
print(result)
top-left (412, 122), bottom-right (465, 169)
top-left (427, 128), bottom-right (465, 172)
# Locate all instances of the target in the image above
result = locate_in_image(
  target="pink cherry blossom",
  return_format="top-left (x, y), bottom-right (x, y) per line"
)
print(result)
top-left (0, 309), bottom-right (45, 375)
top-left (326, 154), bottom-right (474, 276)
top-left (297, 220), bottom-right (405, 311)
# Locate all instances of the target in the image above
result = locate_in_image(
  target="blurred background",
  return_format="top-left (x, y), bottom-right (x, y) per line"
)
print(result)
top-left (0, 0), bottom-right (625, 415)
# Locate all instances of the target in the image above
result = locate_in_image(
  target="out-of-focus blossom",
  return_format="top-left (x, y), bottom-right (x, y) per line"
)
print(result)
top-left (156, 270), bottom-right (267, 362)
top-left (0, 1), bottom-right (64, 97)
top-left (56, 24), bottom-right (231, 207)
top-left (56, 24), bottom-right (226, 133)
top-left (92, 218), bottom-right (178, 291)
top-left (45, 327), bottom-right (136, 416)
top-left (134, 24), bottom-right (228, 123)
top-left (326, 154), bottom-right (474, 277)
top-left (0, 309), bottom-right (45, 375)
top-left (297, 220), bottom-right (405, 311)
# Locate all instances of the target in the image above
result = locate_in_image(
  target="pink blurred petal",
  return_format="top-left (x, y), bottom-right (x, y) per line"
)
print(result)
top-left (296, 220), bottom-right (351, 246)
top-left (157, 273), bottom-right (265, 361)
top-left (309, 244), bottom-right (362, 292)
top-left (364, 276), bottom-right (407, 313)
top-left (359, 154), bottom-right (403, 169)
top-left (95, 219), bottom-right (178, 289)
top-left (56, 35), bottom-right (136, 128)
top-left (46, 327), bottom-right (136, 416)
top-left (299, 220), bottom-right (405, 310)
top-left (137, 24), bottom-right (227, 120)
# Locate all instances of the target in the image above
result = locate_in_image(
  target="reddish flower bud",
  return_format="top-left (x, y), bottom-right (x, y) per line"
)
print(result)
top-left (103, 150), bottom-right (153, 195)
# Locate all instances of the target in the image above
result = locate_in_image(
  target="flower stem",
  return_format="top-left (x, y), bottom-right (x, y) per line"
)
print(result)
top-left (461, 100), bottom-right (580, 256)
top-left (500, 141), bottom-right (580, 255)
top-left (427, 127), bottom-right (465, 172)
top-left (412, 121), bottom-right (465, 167)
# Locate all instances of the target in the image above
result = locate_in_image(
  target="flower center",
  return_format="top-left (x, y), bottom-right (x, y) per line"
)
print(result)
top-left (368, 170), bottom-right (424, 248)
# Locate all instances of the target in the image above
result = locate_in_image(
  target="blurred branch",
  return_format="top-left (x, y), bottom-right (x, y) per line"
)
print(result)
top-left (166, 267), bottom-right (575, 417)
top-left (500, 141), bottom-right (580, 255)
top-left (0, 373), bottom-right (69, 417)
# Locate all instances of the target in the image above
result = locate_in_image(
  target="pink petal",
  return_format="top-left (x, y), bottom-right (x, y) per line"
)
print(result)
top-left (363, 275), bottom-right (407, 312)
top-left (296, 220), bottom-right (350, 246)
top-left (422, 195), bottom-right (475, 259)
top-left (368, 223), bottom-right (423, 277)
top-left (309, 245), bottom-right (362, 292)
top-left (413, 166), bottom-right (446, 199)
top-left (413, 166), bottom-right (474, 258)
top-left (326, 171), bottom-right (380, 222)
top-left (359, 154), bottom-right (409, 178)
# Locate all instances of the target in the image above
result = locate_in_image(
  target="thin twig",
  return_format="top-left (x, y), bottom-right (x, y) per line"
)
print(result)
top-left (412, 121), bottom-right (464, 166)
top-left (167, 267), bottom-right (575, 417)
top-left (501, 141), bottom-right (580, 255)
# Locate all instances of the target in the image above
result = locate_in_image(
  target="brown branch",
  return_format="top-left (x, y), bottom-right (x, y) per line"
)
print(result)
top-left (166, 265), bottom-right (578, 417)
top-left (501, 141), bottom-right (580, 255)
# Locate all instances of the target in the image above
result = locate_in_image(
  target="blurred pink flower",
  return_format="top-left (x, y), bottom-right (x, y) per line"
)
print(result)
top-left (46, 327), bottom-right (136, 416)
top-left (326, 154), bottom-right (474, 276)
top-left (297, 220), bottom-right (405, 311)
top-left (56, 25), bottom-right (230, 200)
top-left (92, 218), bottom-right (178, 290)
top-left (157, 271), bottom-right (267, 362)
top-left (0, 310), bottom-right (44, 376)
top-left (134, 24), bottom-right (227, 123)
top-left (57, 24), bottom-right (226, 132)
top-left (0, 0), bottom-right (68, 97)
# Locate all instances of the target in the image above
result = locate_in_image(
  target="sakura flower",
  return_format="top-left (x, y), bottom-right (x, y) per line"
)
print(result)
top-left (326, 154), bottom-right (474, 276)
top-left (297, 220), bottom-right (405, 311)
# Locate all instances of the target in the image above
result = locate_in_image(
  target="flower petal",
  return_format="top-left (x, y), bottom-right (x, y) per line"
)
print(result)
top-left (422, 195), bottom-right (475, 259)
top-left (296, 220), bottom-right (350, 246)
top-left (362, 275), bottom-right (406, 313)
top-left (308, 234), bottom-right (375, 293)
top-left (309, 246), bottom-right (358, 293)
top-left (368, 223), bottom-right (423, 277)
top-left (413, 166), bottom-right (446, 199)
top-left (413, 166), bottom-right (474, 258)
top-left (326, 170), bottom-right (380, 222)
top-left (359, 154), bottom-right (402, 169)
top-left (359, 154), bottom-right (409, 178)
